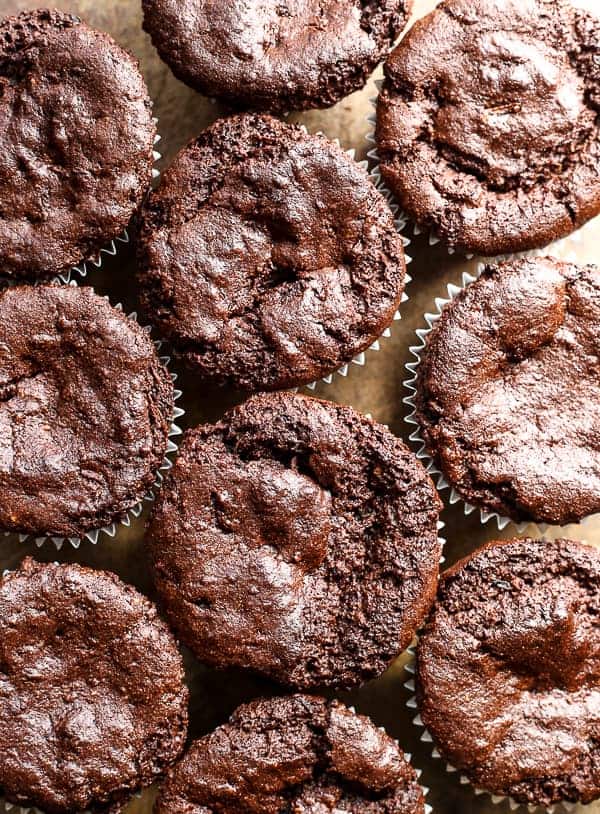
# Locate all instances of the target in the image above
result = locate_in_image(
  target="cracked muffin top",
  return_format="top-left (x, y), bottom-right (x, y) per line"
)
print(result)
top-left (146, 391), bottom-right (442, 690)
top-left (0, 558), bottom-right (188, 814)
top-left (0, 8), bottom-right (156, 281)
top-left (155, 694), bottom-right (424, 814)
top-left (376, 0), bottom-right (600, 255)
top-left (414, 256), bottom-right (600, 525)
top-left (136, 113), bottom-right (406, 392)
top-left (142, 0), bottom-right (412, 113)
top-left (416, 537), bottom-right (600, 808)
top-left (0, 284), bottom-right (173, 539)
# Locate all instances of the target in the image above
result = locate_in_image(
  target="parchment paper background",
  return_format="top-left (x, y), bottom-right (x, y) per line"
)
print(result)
top-left (0, 1), bottom-right (598, 812)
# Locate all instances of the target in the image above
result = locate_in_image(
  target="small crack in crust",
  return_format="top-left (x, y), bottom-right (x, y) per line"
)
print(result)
top-left (415, 256), bottom-right (600, 525)
top-left (146, 392), bottom-right (441, 690)
top-left (142, 0), bottom-right (412, 113)
top-left (137, 113), bottom-right (406, 392)
top-left (0, 558), bottom-right (188, 814)
top-left (417, 537), bottom-right (600, 807)
top-left (155, 694), bottom-right (424, 814)
top-left (0, 9), bottom-right (156, 280)
top-left (376, 0), bottom-right (600, 255)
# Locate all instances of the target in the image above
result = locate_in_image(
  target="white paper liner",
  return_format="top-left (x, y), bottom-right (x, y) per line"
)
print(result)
top-left (294, 129), bottom-right (412, 391)
top-left (1, 284), bottom-right (184, 552)
top-left (403, 646), bottom-right (592, 814)
top-left (402, 248), bottom-right (600, 536)
top-left (0, 224), bottom-right (132, 290)
top-left (366, 81), bottom-right (600, 261)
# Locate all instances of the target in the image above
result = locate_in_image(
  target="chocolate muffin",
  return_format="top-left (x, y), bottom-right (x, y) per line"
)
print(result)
top-left (0, 558), bottom-right (188, 814)
top-left (0, 9), bottom-right (156, 281)
top-left (376, 0), bottom-right (600, 256)
top-left (147, 392), bottom-right (442, 690)
top-left (142, 0), bottom-right (412, 113)
top-left (416, 537), bottom-right (600, 808)
top-left (0, 284), bottom-right (174, 539)
top-left (155, 694), bottom-right (425, 814)
top-left (414, 257), bottom-right (600, 525)
top-left (137, 113), bottom-right (406, 392)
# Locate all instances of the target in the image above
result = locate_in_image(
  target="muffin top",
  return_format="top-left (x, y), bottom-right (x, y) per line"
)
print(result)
top-left (376, 0), bottom-right (600, 255)
top-left (155, 694), bottom-right (424, 814)
top-left (0, 284), bottom-right (173, 538)
top-left (415, 257), bottom-right (600, 525)
top-left (0, 558), bottom-right (188, 814)
top-left (417, 537), bottom-right (600, 807)
top-left (0, 9), bottom-right (156, 281)
top-left (142, 0), bottom-right (412, 112)
top-left (137, 113), bottom-right (406, 392)
top-left (147, 392), bottom-right (442, 690)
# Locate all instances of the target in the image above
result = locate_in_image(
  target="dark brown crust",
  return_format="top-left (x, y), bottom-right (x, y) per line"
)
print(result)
top-left (146, 392), bottom-right (442, 690)
top-left (137, 113), bottom-right (406, 392)
top-left (416, 537), bottom-right (600, 807)
top-left (142, 0), bottom-right (412, 113)
top-left (415, 257), bottom-right (600, 525)
top-left (0, 285), bottom-right (174, 538)
top-left (0, 558), bottom-right (189, 814)
top-left (0, 8), bottom-right (156, 280)
top-left (154, 694), bottom-right (424, 814)
top-left (376, 0), bottom-right (600, 255)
